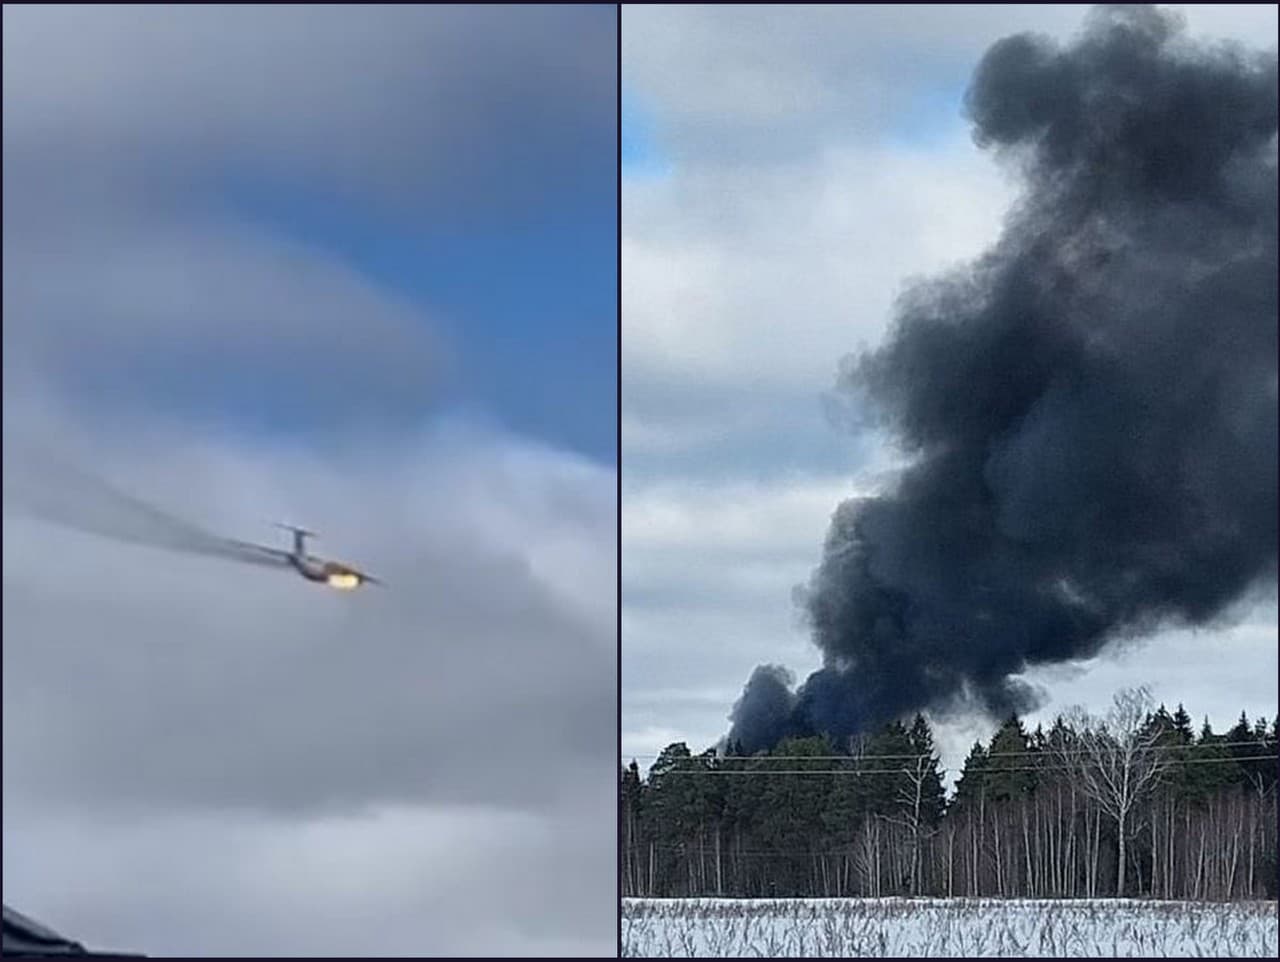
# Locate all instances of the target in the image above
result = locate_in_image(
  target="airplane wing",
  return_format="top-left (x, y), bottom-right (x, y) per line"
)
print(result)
top-left (347, 567), bottom-right (385, 587)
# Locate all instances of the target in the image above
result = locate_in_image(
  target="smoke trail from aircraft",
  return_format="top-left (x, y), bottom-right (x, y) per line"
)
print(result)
top-left (2, 437), bottom-right (288, 570)
top-left (728, 6), bottom-right (1278, 753)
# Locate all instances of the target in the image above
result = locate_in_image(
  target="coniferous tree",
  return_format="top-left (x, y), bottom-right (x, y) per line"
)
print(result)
top-left (627, 693), bottom-right (1277, 900)
top-left (1172, 703), bottom-right (1195, 743)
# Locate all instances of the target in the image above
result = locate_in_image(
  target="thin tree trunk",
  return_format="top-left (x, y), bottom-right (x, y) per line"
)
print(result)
top-left (1117, 810), bottom-right (1127, 898)
top-left (944, 831), bottom-right (950, 897)
top-left (1151, 800), bottom-right (1159, 898)
top-left (993, 811), bottom-right (1003, 897)
top-left (1247, 792), bottom-right (1257, 898)
top-left (1090, 808), bottom-right (1102, 899)
top-left (1187, 818), bottom-right (1198, 900)
top-left (649, 840), bottom-right (655, 897)
top-left (715, 825), bottom-right (723, 896)
top-left (1023, 802), bottom-right (1035, 898)
top-left (1227, 814), bottom-right (1240, 899)
top-left (1083, 803), bottom-right (1092, 898)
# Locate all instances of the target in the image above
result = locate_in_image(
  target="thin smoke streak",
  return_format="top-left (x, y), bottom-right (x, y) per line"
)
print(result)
top-left (2, 438), bottom-right (288, 571)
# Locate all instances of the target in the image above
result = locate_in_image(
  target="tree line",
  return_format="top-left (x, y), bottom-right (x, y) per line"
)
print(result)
top-left (621, 688), bottom-right (1278, 901)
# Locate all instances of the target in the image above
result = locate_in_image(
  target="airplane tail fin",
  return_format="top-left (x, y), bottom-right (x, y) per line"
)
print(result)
top-left (272, 522), bottom-right (316, 555)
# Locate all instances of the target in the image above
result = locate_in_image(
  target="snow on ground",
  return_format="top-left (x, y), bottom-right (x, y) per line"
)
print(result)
top-left (621, 897), bottom-right (1279, 957)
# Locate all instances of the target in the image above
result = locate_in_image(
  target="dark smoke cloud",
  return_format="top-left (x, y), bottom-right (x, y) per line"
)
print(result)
top-left (730, 5), bottom-right (1278, 754)
top-left (728, 665), bottom-right (801, 751)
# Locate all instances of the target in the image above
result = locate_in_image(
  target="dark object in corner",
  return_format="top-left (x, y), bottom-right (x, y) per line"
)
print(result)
top-left (2, 906), bottom-right (145, 959)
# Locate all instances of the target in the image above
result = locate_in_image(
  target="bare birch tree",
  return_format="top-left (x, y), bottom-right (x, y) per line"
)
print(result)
top-left (1059, 686), bottom-right (1170, 896)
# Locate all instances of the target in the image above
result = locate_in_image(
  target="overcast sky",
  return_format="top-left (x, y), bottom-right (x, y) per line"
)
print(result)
top-left (621, 3), bottom-right (1278, 776)
top-left (3, 5), bottom-right (615, 957)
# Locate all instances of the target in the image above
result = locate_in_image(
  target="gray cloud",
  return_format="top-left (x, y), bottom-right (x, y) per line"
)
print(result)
top-left (3, 204), bottom-right (445, 426)
top-left (4, 800), bottom-right (615, 956)
top-left (3, 529), bottom-right (611, 817)
top-left (3, 4), bottom-right (615, 214)
top-left (3, 405), bottom-right (617, 955)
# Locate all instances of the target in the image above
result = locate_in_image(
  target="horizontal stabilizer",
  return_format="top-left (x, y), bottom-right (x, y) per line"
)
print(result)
top-left (272, 522), bottom-right (317, 538)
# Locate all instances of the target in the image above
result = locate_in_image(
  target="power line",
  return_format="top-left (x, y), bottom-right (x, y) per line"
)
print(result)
top-left (655, 752), bottom-right (1274, 772)
top-left (641, 842), bottom-right (866, 857)
top-left (624, 739), bottom-right (1274, 764)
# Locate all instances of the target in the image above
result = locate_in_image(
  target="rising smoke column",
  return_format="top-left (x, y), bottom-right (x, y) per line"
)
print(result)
top-left (730, 5), bottom-right (1278, 753)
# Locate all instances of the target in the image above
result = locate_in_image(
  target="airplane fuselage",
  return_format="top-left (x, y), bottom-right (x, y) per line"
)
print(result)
top-left (288, 553), bottom-right (330, 582)
top-left (274, 525), bottom-right (375, 589)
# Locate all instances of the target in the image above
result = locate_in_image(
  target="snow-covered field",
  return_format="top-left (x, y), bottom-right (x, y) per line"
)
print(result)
top-left (621, 898), bottom-right (1279, 957)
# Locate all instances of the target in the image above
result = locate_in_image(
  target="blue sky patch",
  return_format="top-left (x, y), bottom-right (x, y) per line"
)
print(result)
top-left (212, 171), bottom-right (617, 464)
top-left (884, 81), bottom-right (971, 149)
top-left (622, 88), bottom-right (673, 178)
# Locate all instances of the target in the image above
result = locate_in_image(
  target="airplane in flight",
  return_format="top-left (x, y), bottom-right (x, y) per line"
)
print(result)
top-left (231, 523), bottom-right (384, 590)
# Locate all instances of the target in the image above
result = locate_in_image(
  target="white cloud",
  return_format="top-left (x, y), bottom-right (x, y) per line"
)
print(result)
top-left (624, 4), bottom-right (1276, 162)
top-left (622, 475), bottom-right (851, 761)
top-left (624, 136), bottom-right (1015, 395)
top-left (1019, 606), bottom-right (1280, 731)
top-left (625, 476), bottom-right (855, 554)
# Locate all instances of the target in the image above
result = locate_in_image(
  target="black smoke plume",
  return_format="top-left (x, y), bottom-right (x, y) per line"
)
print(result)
top-left (730, 6), bottom-right (1278, 754)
